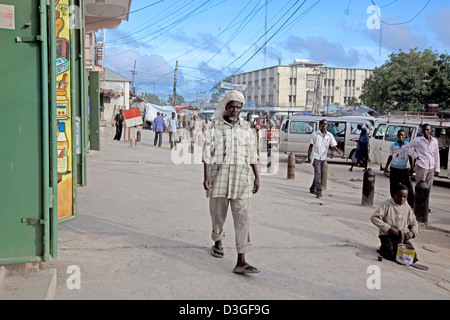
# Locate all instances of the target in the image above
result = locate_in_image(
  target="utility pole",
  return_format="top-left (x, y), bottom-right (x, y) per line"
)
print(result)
top-left (172, 60), bottom-right (178, 108)
top-left (130, 60), bottom-right (137, 93)
top-left (313, 68), bottom-right (324, 115)
top-left (264, 0), bottom-right (268, 68)
top-left (102, 29), bottom-right (105, 68)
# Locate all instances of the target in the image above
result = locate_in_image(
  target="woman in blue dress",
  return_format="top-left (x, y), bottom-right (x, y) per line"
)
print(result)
top-left (349, 127), bottom-right (370, 171)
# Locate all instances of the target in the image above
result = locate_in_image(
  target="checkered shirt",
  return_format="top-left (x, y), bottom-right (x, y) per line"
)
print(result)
top-left (203, 117), bottom-right (258, 199)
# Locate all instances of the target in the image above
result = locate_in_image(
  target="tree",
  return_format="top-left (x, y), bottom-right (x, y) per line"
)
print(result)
top-left (142, 92), bottom-right (161, 105)
top-left (360, 49), bottom-right (450, 111)
top-left (210, 76), bottom-right (232, 103)
top-left (347, 97), bottom-right (362, 107)
top-left (167, 93), bottom-right (185, 106)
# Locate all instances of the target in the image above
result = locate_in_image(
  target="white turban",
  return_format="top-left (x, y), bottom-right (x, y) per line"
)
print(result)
top-left (213, 90), bottom-right (245, 118)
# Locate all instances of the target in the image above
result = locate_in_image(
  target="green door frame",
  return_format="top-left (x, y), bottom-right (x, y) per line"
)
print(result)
top-left (49, 0), bottom-right (58, 259)
top-left (89, 71), bottom-right (101, 151)
top-left (0, 0), bottom-right (57, 264)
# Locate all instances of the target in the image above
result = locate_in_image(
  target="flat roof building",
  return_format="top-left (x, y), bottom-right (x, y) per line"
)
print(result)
top-left (231, 59), bottom-right (373, 115)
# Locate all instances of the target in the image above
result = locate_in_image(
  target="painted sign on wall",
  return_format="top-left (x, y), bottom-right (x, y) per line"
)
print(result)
top-left (56, 0), bottom-right (73, 219)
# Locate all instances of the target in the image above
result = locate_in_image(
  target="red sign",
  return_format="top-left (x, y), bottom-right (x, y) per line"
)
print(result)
top-left (123, 108), bottom-right (141, 120)
top-left (267, 129), bottom-right (279, 142)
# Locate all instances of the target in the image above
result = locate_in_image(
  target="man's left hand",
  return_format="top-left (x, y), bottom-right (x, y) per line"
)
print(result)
top-left (252, 178), bottom-right (260, 194)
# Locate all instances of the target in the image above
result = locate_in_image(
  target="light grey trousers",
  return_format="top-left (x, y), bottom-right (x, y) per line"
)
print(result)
top-left (209, 197), bottom-right (252, 254)
top-left (311, 159), bottom-right (326, 193)
top-left (414, 164), bottom-right (435, 193)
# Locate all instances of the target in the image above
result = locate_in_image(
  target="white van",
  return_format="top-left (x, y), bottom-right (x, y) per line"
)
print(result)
top-left (369, 116), bottom-right (450, 179)
top-left (279, 115), bottom-right (376, 160)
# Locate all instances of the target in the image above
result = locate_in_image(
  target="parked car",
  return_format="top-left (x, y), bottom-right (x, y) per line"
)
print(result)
top-left (255, 116), bottom-right (281, 129)
top-left (279, 115), bottom-right (376, 160)
top-left (369, 116), bottom-right (450, 179)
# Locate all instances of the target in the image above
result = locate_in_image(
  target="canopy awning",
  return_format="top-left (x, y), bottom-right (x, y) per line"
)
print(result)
top-left (84, 0), bottom-right (132, 32)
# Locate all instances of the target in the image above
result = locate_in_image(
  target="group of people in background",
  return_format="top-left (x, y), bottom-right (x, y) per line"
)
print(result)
top-left (111, 96), bottom-right (444, 273)
top-left (114, 108), bottom-right (208, 149)
top-left (374, 123), bottom-right (439, 266)
top-left (308, 120), bottom-right (440, 268)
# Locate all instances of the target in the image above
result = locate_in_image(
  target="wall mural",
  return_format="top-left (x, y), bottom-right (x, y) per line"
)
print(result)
top-left (56, 0), bottom-right (73, 219)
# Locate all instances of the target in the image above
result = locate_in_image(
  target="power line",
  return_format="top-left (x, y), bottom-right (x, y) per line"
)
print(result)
top-left (197, 0), bottom-right (307, 81)
top-left (262, 0), bottom-right (321, 47)
top-left (194, 0), bottom-right (271, 69)
top-left (107, 0), bottom-right (218, 56)
top-left (107, 0), bottom-right (197, 44)
top-left (136, 0), bottom-right (269, 75)
top-left (232, 0), bottom-right (308, 75)
top-left (375, 0), bottom-right (432, 25)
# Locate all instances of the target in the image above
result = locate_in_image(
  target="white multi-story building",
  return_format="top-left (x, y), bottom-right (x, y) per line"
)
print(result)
top-left (231, 59), bottom-right (373, 115)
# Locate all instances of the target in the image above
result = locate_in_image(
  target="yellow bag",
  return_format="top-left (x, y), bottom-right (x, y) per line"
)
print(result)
top-left (396, 244), bottom-right (415, 266)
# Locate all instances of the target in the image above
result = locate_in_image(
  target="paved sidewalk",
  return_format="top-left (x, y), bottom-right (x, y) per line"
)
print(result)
top-left (3, 128), bottom-right (449, 300)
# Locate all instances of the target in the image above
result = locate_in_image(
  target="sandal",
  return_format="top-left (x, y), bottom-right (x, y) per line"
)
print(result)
top-left (233, 263), bottom-right (260, 274)
top-left (211, 246), bottom-right (224, 258)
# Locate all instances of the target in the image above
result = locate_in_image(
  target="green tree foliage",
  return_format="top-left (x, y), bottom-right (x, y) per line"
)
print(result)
top-left (360, 49), bottom-right (450, 111)
top-left (141, 92), bottom-right (162, 105)
top-left (167, 93), bottom-right (185, 106)
top-left (347, 97), bottom-right (361, 107)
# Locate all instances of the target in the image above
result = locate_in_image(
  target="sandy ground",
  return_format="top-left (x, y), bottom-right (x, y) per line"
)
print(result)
top-left (42, 128), bottom-right (450, 300)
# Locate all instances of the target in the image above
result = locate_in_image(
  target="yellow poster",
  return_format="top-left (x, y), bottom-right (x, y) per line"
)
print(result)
top-left (56, 0), bottom-right (73, 219)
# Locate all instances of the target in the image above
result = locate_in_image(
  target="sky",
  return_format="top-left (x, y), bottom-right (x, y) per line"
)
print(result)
top-left (103, 0), bottom-right (450, 103)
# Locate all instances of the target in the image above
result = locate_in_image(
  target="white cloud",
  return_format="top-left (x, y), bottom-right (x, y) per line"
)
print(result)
top-left (426, 8), bottom-right (450, 47)
top-left (105, 47), bottom-right (178, 98)
top-left (283, 35), bottom-right (364, 67)
top-left (365, 18), bottom-right (428, 52)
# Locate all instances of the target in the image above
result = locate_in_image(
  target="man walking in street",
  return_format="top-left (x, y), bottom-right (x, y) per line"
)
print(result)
top-left (404, 123), bottom-right (440, 194)
top-left (167, 112), bottom-right (178, 149)
top-left (307, 119), bottom-right (342, 198)
top-left (384, 129), bottom-right (415, 208)
top-left (153, 112), bottom-right (166, 147)
top-left (202, 90), bottom-right (260, 274)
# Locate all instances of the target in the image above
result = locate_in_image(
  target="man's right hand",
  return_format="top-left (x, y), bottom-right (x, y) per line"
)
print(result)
top-left (203, 178), bottom-right (211, 191)
top-left (388, 227), bottom-right (399, 236)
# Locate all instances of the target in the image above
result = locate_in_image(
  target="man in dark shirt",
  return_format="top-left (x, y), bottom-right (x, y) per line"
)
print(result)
top-left (114, 109), bottom-right (124, 141)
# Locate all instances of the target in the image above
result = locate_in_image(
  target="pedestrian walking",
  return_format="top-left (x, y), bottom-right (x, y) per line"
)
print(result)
top-left (331, 122), bottom-right (345, 151)
top-left (202, 118), bottom-right (210, 133)
top-left (153, 112), bottom-right (166, 147)
top-left (100, 103), bottom-right (105, 120)
top-left (307, 119), bottom-right (342, 198)
top-left (403, 123), bottom-right (440, 194)
top-left (167, 112), bottom-right (178, 149)
top-left (255, 125), bottom-right (261, 158)
top-left (113, 109), bottom-right (124, 141)
top-left (349, 127), bottom-right (370, 171)
top-left (246, 113), bottom-right (254, 127)
top-left (384, 129), bottom-right (415, 208)
top-left (202, 90), bottom-right (260, 274)
top-left (370, 183), bottom-right (419, 263)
